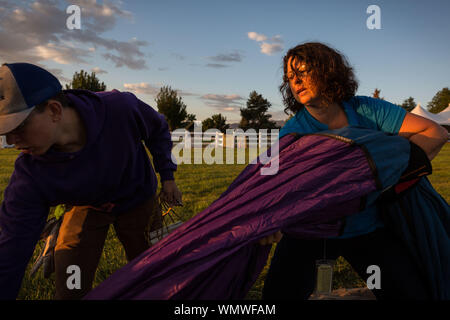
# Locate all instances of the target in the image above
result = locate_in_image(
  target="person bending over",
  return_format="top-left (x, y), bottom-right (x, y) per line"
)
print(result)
top-left (0, 63), bottom-right (182, 299)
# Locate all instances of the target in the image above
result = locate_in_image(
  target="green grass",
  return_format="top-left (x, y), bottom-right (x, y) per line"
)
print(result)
top-left (429, 143), bottom-right (450, 200)
top-left (0, 143), bottom-right (448, 299)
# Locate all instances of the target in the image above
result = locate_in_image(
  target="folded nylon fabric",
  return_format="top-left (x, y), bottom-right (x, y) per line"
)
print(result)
top-left (378, 177), bottom-right (450, 300)
top-left (85, 127), bottom-right (411, 300)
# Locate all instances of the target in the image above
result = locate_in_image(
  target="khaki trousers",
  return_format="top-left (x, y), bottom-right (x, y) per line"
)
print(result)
top-left (54, 196), bottom-right (161, 300)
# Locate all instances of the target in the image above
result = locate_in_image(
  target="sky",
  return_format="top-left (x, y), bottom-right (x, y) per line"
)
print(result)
top-left (0, 0), bottom-right (449, 122)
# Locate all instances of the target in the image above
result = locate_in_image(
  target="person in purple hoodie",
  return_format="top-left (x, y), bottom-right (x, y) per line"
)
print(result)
top-left (0, 63), bottom-right (182, 300)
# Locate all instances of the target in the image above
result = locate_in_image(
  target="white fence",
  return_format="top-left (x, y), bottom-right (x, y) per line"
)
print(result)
top-left (171, 130), bottom-right (279, 149)
top-left (0, 136), bottom-right (14, 148)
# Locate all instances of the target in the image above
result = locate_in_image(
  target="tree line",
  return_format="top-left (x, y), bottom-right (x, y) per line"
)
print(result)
top-left (65, 70), bottom-right (450, 132)
top-left (65, 70), bottom-right (279, 132)
top-left (372, 87), bottom-right (450, 113)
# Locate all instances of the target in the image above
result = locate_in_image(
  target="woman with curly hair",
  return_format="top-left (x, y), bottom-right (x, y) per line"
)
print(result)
top-left (261, 42), bottom-right (448, 300)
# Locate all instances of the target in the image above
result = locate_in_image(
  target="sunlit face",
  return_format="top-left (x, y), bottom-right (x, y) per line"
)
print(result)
top-left (286, 56), bottom-right (319, 106)
top-left (5, 105), bottom-right (58, 156)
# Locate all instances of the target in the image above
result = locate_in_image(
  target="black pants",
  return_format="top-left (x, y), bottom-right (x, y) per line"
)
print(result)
top-left (262, 227), bottom-right (431, 300)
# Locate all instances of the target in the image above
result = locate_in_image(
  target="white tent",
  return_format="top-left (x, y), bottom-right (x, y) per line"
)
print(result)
top-left (438, 111), bottom-right (450, 125)
top-left (436, 103), bottom-right (450, 125)
top-left (438, 103), bottom-right (450, 114)
top-left (411, 104), bottom-right (450, 125)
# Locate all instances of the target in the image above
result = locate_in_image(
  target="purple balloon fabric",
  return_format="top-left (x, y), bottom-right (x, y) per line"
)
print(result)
top-left (85, 133), bottom-right (378, 299)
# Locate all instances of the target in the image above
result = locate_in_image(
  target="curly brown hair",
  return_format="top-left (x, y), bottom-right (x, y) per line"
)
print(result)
top-left (280, 42), bottom-right (358, 115)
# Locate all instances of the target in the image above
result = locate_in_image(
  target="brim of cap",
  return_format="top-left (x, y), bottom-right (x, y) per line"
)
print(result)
top-left (0, 107), bottom-right (35, 135)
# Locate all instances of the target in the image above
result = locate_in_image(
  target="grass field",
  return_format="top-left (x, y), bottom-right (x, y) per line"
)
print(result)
top-left (0, 143), bottom-right (448, 300)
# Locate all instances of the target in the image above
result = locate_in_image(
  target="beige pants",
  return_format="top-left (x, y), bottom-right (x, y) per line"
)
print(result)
top-left (54, 196), bottom-right (161, 300)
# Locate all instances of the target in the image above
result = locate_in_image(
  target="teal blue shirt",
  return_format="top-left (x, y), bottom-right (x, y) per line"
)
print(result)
top-left (280, 96), bottom-right (407, 238)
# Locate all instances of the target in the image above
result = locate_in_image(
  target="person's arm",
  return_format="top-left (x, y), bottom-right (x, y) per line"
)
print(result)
top-left (358, 96), bottom-right (447, 160)
top-left (129, 93), bottom-right (182, 206)
top-left (398, 112), bottom-right (448, 161)
top-left (0, 167), bottom-right (49, 299)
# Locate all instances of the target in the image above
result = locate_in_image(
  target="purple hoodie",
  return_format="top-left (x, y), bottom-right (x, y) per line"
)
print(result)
top-left (0, 89), bottom-right (176, 299)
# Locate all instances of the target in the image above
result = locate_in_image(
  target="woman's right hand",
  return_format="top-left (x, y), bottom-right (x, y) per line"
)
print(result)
top-left (259, 231), bottom-right (283, 246)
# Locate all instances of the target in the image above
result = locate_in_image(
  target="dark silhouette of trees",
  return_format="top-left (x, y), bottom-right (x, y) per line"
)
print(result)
top-left (65, 70), bottom-right (106, 92)
top-left (239, 91), bottom-right (277, 130)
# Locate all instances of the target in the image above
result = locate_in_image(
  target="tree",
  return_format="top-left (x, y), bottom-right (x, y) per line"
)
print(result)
top-left (427, 87), bottom-right (450, 114)
top-left (400, 97), bottom-right (416, 112)
top-left (182, 114), bottom-right (197, 132)
top-left (65, 70), bottom-right (106, 91)
top-left (155, 86), bottom-right (196, 131)
top-left (202, 114), bottom-right (230, 132)
top-left (372, 88), bottom-right (384, 100)
top-left (239, 91), bottom-right (277, 130)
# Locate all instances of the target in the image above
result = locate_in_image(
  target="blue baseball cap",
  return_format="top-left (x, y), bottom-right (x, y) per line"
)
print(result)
top-left (0, 63), bottom-right (62, 135)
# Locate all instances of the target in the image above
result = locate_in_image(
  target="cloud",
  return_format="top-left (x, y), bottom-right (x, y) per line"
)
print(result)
top-left (73, 0), bottom-right (133, 33)
top-left (270, 35), bottom-right (283, 43)
top-left (33, 43), bottom-right (91, 64)
top-left (0, 1), bottom-right (68, 63)
top-left (208, 51), bottom-right (243, 63)
top-left (247, 32), bottom-right (267, 42)
top-left (260, 42), bottom-right (284, 55)
top-left (46, 66), bottom-right (71, 83)
top-left (176, 89), bottom-right (197, 97)
top-left (102, 52), bottom-right (147, 70)
top-left (123, 82), bottom-right (160, 95)
top-left (0, 0), bottom-right (149, 71)
top-left (205, 63), bottom-right (229, 68)
top-left (92, 66), bottom-right (108, 74)
top-left (65, 30), bottom-right (149, 70)
top-left (247, 32), bottom-right (284, 56)
top-left (123, 82), bottom-right (197, 97)
top-left (200, 94), bottom-right (244, 113)
top-left (201, 94), bottom-right (244, 101)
